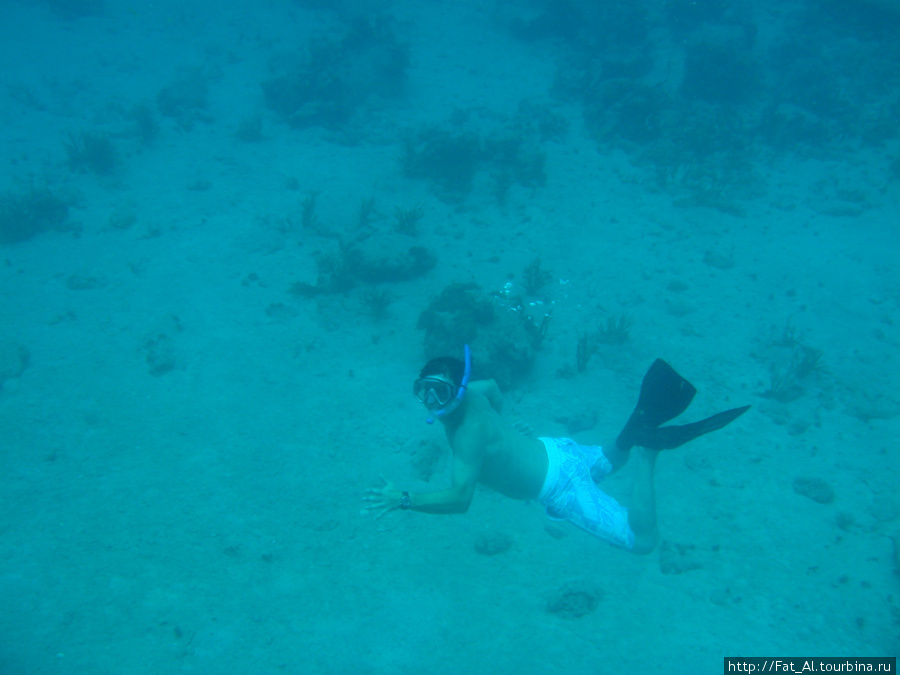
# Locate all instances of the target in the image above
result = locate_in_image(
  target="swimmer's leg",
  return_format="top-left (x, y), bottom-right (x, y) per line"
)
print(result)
top-left (628, 447), bottom-right (659, 554)
top-left (587, 446), bottom-right (659, 553)
top-left (591, 442), bottom-right (628, 481)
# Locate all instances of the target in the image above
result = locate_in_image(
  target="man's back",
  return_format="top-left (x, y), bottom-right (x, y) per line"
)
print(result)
top-left (446, 380), bottom-right (548, 501)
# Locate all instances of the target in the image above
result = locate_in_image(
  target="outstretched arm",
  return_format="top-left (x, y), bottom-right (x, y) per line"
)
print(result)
top-left (405, 450), bottom-right (479, 513)
top-left (364, 435), bottom-right (482, 518)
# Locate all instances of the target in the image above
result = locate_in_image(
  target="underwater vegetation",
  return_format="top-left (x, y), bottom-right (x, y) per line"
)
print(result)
top-left (499, 0), bottom-right (649, 52)
top-left (400, 126), bottom-right (482, 195)
top-left (417, 282), bottom-right (549, 389)
top-left (392, 204), bottom-right (425, 237)
top-left (417, 283), bottom-right (494, 360)
top-left (290, 250), bottom-right (356, 298)
top-left (575, 331), bottom-right (597, 374)
top-left (545, 580), bottom-right (603, 619)
top-left (680, 38), bottom-right (761, 107)
top-left (573, 314), bottom-right (633, 374)
top-left (41, 0), bottom-right (105, 19)
top-left (595, 313), bottom-right (634, 346)
top-left (356, 197), bottom-right (377, 230)
top-left (753, 320), bottom-right (827, 404)
top-left (401, 105), bottom-right (551, 200)
top-left (343, 239), bottom-right (436, 284)
top-left (0, 340), bottom-right (29, 388)
top-left (763, 344), bottom-right (825, 403)
top-left (0, 185), bottom-right (70, 244)
top-left (300, 192), bottom-right (320, 231)
top-left (521, 257), bottom-right (554, 296)
top-left (511, 0), bottom-right (900, 210)
top-left (130, 102), bottom-right (160, 145)
top-left (569, 73), bottom-right (763, 211)
top-left (144, 334), bottom-right (178, 377)
top-left (263, 15), bottom-right (409, 129)
top-left (235, 113), bottom-right (264, 143)
top-left (156, 71), bottom-right (210, 130)
top-left (289, 236), bottom-right (435, 300)
top-left (888, 156), bottom-right (900, 182)
top-left (64, 131), bottom-right (119, 175)
top-left (359, 288), bottom-right (394, 321)
top-left (283, 189), bottom-right (438, 308)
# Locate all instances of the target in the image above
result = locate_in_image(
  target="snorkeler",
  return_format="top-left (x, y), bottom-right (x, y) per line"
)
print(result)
top-left (364, 346), bottom-right (749, 554)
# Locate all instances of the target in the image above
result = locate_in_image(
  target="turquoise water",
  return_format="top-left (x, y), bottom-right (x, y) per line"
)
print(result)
top-left (1, 0), bottom-right (897, 672)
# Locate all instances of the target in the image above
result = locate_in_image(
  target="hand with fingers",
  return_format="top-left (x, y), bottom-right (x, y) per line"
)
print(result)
top-left (363, 474), bottom-right (404, 519)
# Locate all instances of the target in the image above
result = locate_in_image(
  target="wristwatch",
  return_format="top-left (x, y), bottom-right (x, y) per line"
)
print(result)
top-left (399, 491), bottom-right (412, 510)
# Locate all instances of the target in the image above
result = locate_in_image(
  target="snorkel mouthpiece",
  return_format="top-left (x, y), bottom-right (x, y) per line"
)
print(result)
top-left (426, 344), bottom-right (471, 424)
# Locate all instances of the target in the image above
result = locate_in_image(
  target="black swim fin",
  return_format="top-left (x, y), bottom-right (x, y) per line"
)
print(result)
top-left (616, 359), bottom-right (750, 451)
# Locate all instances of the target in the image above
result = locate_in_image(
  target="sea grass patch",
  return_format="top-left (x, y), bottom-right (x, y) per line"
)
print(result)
top-left (0, 341), bottom-right (29, 388)
top-left (546, 581), bottom-right (603, 619)
top-left (473, 532), bottom-right (513, 556)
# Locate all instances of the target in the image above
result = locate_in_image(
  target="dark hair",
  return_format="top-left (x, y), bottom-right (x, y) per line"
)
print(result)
top-left (419, 356), bottom-right (465, 386)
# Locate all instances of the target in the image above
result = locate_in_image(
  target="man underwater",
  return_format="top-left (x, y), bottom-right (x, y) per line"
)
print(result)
top-left (364, 346), bottom-right (749, 553)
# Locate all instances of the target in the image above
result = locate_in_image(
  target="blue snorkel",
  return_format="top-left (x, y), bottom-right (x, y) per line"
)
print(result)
top-left (426, 344), bottom-right (472, 424)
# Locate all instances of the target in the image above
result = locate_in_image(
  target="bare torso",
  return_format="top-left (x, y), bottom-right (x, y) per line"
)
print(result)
top-left (444, 382), bottom-right (548, 501)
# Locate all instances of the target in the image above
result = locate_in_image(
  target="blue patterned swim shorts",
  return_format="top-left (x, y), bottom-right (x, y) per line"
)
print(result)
top-left (537, 437), bottom-right (635, 550)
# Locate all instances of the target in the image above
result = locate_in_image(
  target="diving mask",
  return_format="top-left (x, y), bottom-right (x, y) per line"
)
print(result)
top-left (413, 376), bottom-right (456, 408)
top-left (415, 345), bottom-right (472, 423)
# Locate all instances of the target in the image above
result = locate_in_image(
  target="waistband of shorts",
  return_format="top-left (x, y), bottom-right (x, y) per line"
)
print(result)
top-left (538, 437), bottom-right (563, 503)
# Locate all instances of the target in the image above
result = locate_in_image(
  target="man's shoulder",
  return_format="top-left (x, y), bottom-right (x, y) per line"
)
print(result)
top-left (467, 380), bottom-right (503, 404)
top-left (467, 379), bottom-right (503, 415)
top-left (466, 379), bottom-right (499, 396)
